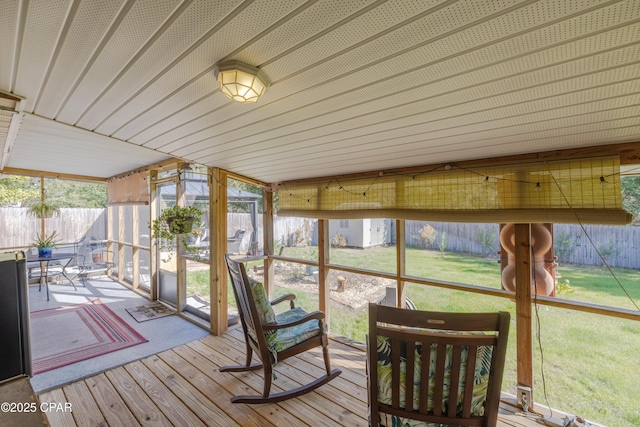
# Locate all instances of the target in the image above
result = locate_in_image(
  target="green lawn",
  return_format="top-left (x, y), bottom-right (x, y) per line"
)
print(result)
top-left (189, 247), bottom-right (640, 426)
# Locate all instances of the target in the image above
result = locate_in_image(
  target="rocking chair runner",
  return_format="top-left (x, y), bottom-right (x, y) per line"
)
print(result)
top-left (222, 255), bottom-right (342, 404)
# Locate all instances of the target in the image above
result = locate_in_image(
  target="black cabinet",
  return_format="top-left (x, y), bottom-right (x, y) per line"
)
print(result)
top-left (0, 253), bottom-right (32, 382)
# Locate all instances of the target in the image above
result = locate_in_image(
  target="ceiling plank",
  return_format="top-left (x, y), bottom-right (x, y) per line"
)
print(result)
top-left (276, 141), bottom-right (640, 186)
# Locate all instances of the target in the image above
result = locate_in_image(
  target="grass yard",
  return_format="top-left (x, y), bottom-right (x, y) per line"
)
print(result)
top-left (189, 247), bottom-right (640, 426)
top-left (331, 247), bottom-right (640, 427)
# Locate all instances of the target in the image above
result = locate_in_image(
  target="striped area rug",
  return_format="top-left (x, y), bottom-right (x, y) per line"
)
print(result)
top-left (30, 299), bottom-right (147, 375)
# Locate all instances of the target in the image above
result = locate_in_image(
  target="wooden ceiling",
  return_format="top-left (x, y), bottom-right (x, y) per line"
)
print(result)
top-left (1, 0), bottom-right (639, 182)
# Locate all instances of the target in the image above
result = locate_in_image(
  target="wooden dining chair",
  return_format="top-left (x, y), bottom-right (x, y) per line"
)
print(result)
top-left (221, 254), bottom-right (341, 404)
top-left (368, 303), bottom-right (510, 427)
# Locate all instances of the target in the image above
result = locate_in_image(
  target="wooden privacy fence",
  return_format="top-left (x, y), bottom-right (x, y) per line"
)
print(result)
top-left (405, 221), bottom-right (640, 269)
top-left (0, 208), bottom-right (107, 250)
top-left (267, 217), bottom-right (639, 270)
top-left (553, 223), bottom-right (640, 269)
top-left (228, 214), bottom-right (316, 254)
top-left (5, 209), bottom-right (633, 269)
top-left (404, 221), bottom-right (500, 255)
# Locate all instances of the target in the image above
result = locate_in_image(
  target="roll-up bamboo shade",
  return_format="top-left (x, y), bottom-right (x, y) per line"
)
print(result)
top-left (276, 156), bottom-right (631, 225)
top-left (107, 172), bottom-right (149, 205)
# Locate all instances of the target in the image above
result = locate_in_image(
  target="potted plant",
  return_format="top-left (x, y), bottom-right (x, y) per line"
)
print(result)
top-left (151, 205), bottom-right (204, 261)
top-left (33, 231), bottom-right (59, 258)
top-left (26, 201), bottom-right (61, 219)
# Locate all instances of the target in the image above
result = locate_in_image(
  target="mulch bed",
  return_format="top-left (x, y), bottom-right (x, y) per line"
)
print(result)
top-left (249, 262), bottom-right (395, 310)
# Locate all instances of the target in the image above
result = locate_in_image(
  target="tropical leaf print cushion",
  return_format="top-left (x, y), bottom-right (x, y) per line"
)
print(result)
top-left (246, 278), bottom-right (277, 343)
top-left (376, 334), bottom-right (493, 427)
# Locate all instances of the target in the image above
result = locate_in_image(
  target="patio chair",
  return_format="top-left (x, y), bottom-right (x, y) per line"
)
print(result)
top-left (368, 303), bottom-right (510, 427)
top-left (227, 229), bottom-right (245, 254)
top-left (221, 254), bottom-right (341, 404)
top-left (73, 237), bottom-right (114, 285)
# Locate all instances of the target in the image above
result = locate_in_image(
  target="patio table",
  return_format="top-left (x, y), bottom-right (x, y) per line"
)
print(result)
top-left (27, 252), bottom-right (78, 301)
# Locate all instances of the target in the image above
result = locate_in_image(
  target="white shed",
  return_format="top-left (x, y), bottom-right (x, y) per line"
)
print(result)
top-left (329, 219), bottom-right (391, 248)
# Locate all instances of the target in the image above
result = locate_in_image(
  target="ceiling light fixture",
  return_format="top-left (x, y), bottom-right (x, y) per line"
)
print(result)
top-left (213, 61), bottom-right (270, 103)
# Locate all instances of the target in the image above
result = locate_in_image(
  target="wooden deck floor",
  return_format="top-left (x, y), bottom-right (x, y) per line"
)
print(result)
top-left (40, 328), bottom-right (543, 427)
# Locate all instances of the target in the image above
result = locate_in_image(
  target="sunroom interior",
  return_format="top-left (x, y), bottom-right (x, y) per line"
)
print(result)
top-left (1, 1), bottom-right (639, 426)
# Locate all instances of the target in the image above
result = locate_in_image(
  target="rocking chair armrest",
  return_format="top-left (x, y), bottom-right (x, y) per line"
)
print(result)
top-left (270, 293), bottom-right (296, 306)
top-left (263, 310), bottom-right (326, 330)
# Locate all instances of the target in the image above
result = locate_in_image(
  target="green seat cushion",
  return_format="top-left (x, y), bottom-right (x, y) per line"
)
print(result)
top-left (245, 279), bottom-right (323, 357)
top-left (266, 307), bottom-right (323, 353)
top-left (375, 335), bottom-right (493, 427)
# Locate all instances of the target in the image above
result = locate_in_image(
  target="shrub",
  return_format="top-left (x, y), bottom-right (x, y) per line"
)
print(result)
top-left (476, 228), bottom-right (497, 254)
top-left (555, 231), bottom-right (575, 262)
top-left (598, 239), bottom-right (620, 263)
top-left (439, 231), bottom-right (447, 256)
top-left (555, 277), bottom-right (575, 295)
top-left (331, 233), bottom-right (347, 248)
top-left (419, 224), bottom-right (437, 247)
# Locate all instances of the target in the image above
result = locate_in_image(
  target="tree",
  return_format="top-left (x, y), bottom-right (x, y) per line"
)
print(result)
top-left (0, 175), bottom-right (106, 208)
top-left (0, 176), bottom-right (39, 206)
top-left (621, 176), bottom-right (640, 225)
top-left (44, 179), bottom-right (107, 208)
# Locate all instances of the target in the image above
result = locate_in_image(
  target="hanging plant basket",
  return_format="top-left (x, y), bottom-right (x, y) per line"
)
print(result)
top-left (26, 201), bottom-right (61, 219)
top-left (151, 205), bottom-right (204, 261)
top-left (167, 216), bottom-right (195, 234)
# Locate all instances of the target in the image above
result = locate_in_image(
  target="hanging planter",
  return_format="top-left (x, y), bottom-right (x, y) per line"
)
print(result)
top-left (26, 201), bottom-right (61, 219)
top-left (167, 215), bottom-right (195, 234)
top-left (151, 205), bottom-right (203, 261)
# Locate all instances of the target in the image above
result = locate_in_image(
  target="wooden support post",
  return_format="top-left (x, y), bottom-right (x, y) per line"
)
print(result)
top-left (148, 170), bottom-right (158, 300)
top-left (39, 176), bottom-right (45, 237)
top-left (176, 176), bottom-right (187, 313)
top-left (106, 206), bottom-right (114, 279)
top-left (263, 189), bottom-right (275, 300)
top-left (514, 223), bottom-right (534, 406)
top-left (396, 219), bottom-right (406, 308)
top-left (318, 219), bottom-right (330, 324)
top-left (117, 206), bottom-right (125, 283)
top-left (132, 206), bottom-right (139, 291)
top-left (209, 168), bottom-right (228, 335)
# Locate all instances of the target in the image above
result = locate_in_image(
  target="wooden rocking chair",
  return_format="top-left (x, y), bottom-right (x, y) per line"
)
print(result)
top-left (368, 303), bottom-right (510, 427)
top-left (221, 254), bottom-right (341, 404)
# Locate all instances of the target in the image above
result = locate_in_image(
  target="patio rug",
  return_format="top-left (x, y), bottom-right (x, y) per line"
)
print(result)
top-left (125, 302), bottom-right (173, 323)
top-left (30, 299), bottom-right (148, 375)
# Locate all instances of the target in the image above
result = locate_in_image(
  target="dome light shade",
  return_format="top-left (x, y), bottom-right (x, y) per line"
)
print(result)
top-left (214, 61), bottom-right (270, 103)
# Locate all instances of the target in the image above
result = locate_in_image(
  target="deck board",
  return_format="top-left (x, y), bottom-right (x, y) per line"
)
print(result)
top-left (38, 388), bottom-right (76, 427)
top-left (84, 373), bottom-right (141, 427)
top-left (171, 345), bottom-right (298, 427)
top-left (40, 329), bottom-right (544, 427)
top-left (103, 366), bottom-right (172, 427)
top-left (123, 361), bottom-right (208, 427)
top-left (208, 331), bottom-right (368, 426)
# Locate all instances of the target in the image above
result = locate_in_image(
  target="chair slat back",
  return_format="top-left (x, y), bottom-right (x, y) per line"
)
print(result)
top-left (368, 303), bottom-right (510, 427)
top-left (224, 255), bottom-right (266, 349)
